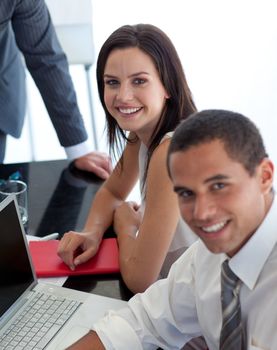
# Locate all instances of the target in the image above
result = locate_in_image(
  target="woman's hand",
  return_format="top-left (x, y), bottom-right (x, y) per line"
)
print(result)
top-left (113, 201), bottom-right (142, 238)
top-left (57, 231), bottom-right (102, 270)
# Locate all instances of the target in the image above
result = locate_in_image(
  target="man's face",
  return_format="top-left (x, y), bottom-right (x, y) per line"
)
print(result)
top-left (169, 140), bottom-right (273, 257)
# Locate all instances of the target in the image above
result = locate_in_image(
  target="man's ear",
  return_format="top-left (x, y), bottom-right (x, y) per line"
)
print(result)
top-left (259, 158), bottom-right (274, 194)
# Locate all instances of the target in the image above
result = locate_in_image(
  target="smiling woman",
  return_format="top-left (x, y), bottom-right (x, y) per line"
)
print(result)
top-left (57, 23), bottom-right (198, 296)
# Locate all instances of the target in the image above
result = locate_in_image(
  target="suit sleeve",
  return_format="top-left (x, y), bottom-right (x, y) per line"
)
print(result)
top-left (11, 0), bottom-right (88, 147)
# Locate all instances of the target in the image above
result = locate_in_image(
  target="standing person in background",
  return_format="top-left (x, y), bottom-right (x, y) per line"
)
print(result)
top-left (58, 23), bottom-right (198, 293)
top-left (0, 0), bottom-right (112, 179)
top-left (66, 109), bottom-right (276, 350)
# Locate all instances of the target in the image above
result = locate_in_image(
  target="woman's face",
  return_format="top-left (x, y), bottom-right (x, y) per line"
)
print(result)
top-left (103, 47), bottom-right (169, 144)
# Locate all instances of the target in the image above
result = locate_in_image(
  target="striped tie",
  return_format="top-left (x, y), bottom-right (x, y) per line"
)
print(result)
top-left (219, 260), bottom-right (243, 350)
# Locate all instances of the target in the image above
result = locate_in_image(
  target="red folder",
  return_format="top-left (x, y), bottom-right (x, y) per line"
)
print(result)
top-left (29, 238), bottom-right (120, 278)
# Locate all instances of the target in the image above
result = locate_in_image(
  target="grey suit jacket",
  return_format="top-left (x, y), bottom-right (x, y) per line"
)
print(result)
top-left (0, 0), bottom-right (88, 146)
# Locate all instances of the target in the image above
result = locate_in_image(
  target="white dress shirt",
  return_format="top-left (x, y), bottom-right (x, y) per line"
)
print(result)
top-left (64, 140), bottom-right (92, 161)
top-left (93, 197), bottom-right (277, 350)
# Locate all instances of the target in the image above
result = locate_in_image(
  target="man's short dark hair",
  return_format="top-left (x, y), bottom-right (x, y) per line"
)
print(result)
top-left (167, 109), bottom-right (268, 176)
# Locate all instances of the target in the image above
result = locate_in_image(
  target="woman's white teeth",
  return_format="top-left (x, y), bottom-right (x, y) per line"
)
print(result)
top-left (202, 221), bottom-right (226, 233)
top-left (119, 107), bottom-right (141, 114)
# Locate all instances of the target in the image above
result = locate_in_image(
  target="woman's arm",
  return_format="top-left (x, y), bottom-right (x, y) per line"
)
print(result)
top-left (115, 138), bottom-right (180, 293)
top-left (58, 138), bottom-right (140, 269)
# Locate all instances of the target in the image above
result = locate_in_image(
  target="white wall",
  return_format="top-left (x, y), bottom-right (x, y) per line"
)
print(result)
top-left (5, 0), bottom-right (277, 178)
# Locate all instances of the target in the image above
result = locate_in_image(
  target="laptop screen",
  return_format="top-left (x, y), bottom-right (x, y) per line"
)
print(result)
top-left (0, 196), bottom-right (35, 318)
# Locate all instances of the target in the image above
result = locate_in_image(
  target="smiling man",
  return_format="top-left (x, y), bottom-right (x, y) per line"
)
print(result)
top-left (67, 110), bottom-right (277, 350)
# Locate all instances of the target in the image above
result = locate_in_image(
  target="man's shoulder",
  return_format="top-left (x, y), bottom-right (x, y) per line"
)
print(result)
top-left (174, 239), bottom-right (225, 274)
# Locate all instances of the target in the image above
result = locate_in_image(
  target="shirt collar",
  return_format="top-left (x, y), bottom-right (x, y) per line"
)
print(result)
top-left (229, 195), bottom-right (277, 290)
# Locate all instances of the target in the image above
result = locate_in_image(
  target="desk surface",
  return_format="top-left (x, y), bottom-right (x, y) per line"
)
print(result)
top-left (0, 160), bottom-right (132, 301)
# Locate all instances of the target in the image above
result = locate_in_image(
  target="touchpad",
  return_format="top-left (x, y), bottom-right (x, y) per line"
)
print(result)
top-left (55, 325), bottom-right (90, 349)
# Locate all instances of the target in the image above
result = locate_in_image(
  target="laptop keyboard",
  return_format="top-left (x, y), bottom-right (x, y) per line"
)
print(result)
top-left (0, 291), bottom-right (81, 350)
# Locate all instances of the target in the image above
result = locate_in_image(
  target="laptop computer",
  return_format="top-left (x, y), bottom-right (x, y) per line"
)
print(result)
top-left (0, 195), bottom-right (127, 349)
